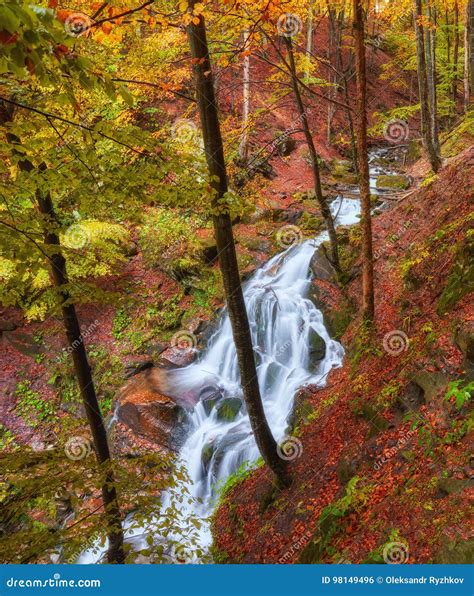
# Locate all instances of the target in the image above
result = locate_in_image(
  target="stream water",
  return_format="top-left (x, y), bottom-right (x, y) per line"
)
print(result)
top-left (78, 151), bottom-right (396, 564)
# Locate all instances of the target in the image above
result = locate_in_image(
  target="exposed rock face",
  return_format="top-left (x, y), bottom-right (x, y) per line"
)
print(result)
top-left (310, 245), bottom-right (337, 282)
top-left (455, 325), bottom-right (474, 381)
top-left (117, 385), bottom-right (185, 448)
top-left (158, 346), bottom-right (196, 368)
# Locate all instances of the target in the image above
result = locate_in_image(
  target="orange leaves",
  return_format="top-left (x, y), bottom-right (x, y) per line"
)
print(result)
top-left (101, 22), bottom-right (113, 35)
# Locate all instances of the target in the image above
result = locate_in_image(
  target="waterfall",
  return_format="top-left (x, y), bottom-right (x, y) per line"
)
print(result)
top-left (77, 197), bottom-right (361, 564)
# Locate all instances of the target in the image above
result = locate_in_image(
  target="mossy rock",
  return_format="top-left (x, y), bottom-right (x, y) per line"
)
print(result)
top-left (299, 212), bottom-right (324, 233)
top-left (196, 237), bottom-right (218, 264)
top-left (433, 538), bottom-right (474, 564)
top-left (216, 398), bottom-right (242, 422)
top-left (407, 371), bottom-right (449, 403)
top-left (436, 477), bottom-right (471, 497)
top-left (331, 159), bottom-right (358, 185)
top-left (437, 235), bottom-right (474, 315)
top-left (376, 174), bottom-right (410, 190)
top-left (455, 325), bottom-right (474, 381)
top-left (324, 299), bottom-right (354, 341)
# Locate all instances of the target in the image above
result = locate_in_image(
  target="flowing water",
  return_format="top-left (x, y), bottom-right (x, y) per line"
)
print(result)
top-left (78, 150), bottom-right (400, 564)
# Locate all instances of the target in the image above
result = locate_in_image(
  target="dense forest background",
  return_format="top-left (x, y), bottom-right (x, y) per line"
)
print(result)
top-left (0, 0), bottom-right (473, 565)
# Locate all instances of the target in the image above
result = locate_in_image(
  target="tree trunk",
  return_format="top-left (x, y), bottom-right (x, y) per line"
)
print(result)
top-left (414, 0), bottom-right (441, 172)
top-left (453, 0), bottom-right (460, 107)
top-left (465, 0), bottom-right (474, 111)
top-left (283, 35), bottom-right (341, 272)
top-left (352, 0), bottom-right (375, 322)
top-left (305, 0), bottom-right (314, 79)
top-left (238, 28), bottom-right (251, 164)
top-left (186, 1), bottom-right (289, 486)
top-left (426, 1), bottom-right (440, 154)
top-left (9, 147), bottom-right (125, 564)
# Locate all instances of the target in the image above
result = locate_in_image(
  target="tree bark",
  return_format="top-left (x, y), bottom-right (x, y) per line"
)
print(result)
top-left (305, 0), bottom-right (314, 80)
top-left (464, 0), bottom-right (474, 111)
top-left (352, 0), bottom-right (375, 322)
top-left (283, 35), bottom-right (341, 272)
top-left (426, 1), bottom-right (440, 154)
top-left (414, 0), bottom-right (441, 172)
top-left (186, 1), bottom-right (289, 486)
top-left (453, 0), bottom-right (460, 107)
top-left (2, 119), bottom-right (125, 564)
top-left (238, 28), bottom-right (251, 164)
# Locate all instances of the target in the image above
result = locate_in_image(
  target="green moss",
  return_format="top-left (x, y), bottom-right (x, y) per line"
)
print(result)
top-left (376, 174), bottom-right (410, 190)
top-left (437, 234), bottom-right (474, 314)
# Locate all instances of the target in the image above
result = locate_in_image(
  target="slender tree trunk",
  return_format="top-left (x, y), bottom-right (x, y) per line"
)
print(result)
top-left (465, 0), bottom-right (474, 111)
top-left (283, 36), bottom-right (341, 272)
top-left (352, 0), bottom-right (375, 322)
top-left (414, 0), bottom-right (441, 172)
top-left (238, 28), bottom-right (251, 164)
top-left (186, 1), bottom-right (289, 486)
top-left (426, 1), bottom-right (440, 154)
top-left (6, 138), bottom-right (125, 564)
top-left (453, 0), bottom-right (460, 106)
top-left (305, 0), bottom-right (314, 79)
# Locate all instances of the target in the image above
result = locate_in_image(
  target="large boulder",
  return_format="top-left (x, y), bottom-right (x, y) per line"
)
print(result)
top-left (455, 325), bottom-right (474, 381)
top-left (310, 245), bottom-right (337, 281)
top-left (158, 346), bottom-right (196, 368)
top-left (375, 174), bottom-right (411, 191)
top-left (216, 398), bottom-right (243, 422)
top-left (308, 328), bottom-right (327, 366)
top-left (117, 386), bottom-right (185, 447)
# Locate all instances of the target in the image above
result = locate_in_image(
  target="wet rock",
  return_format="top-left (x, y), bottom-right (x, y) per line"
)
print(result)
top-left (216, 398), bottom-right (242, 422)
top-left (308, 328), bottom-right (327, 365)
top-left (200, 385), bottom-right (224, 415)
top-left (201, 440), bottom-right (216, 473)
top-left (158, 346), bottom-right (196, 368)
top-left (310, 245), bottom-right (337, 281)
top-left (124, 359), bottom-right (154, 379)
top-left (117, 388), bottom-right (185, 447)
top-left (146, 342), bottom-right (167, 360)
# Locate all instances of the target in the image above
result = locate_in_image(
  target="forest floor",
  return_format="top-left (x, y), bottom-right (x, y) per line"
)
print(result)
top-left (212, 145), bottom-right (474, 564)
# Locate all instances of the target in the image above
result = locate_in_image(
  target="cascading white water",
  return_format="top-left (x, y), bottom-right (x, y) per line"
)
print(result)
top-left (77, 197), bottom-right (361, 564)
